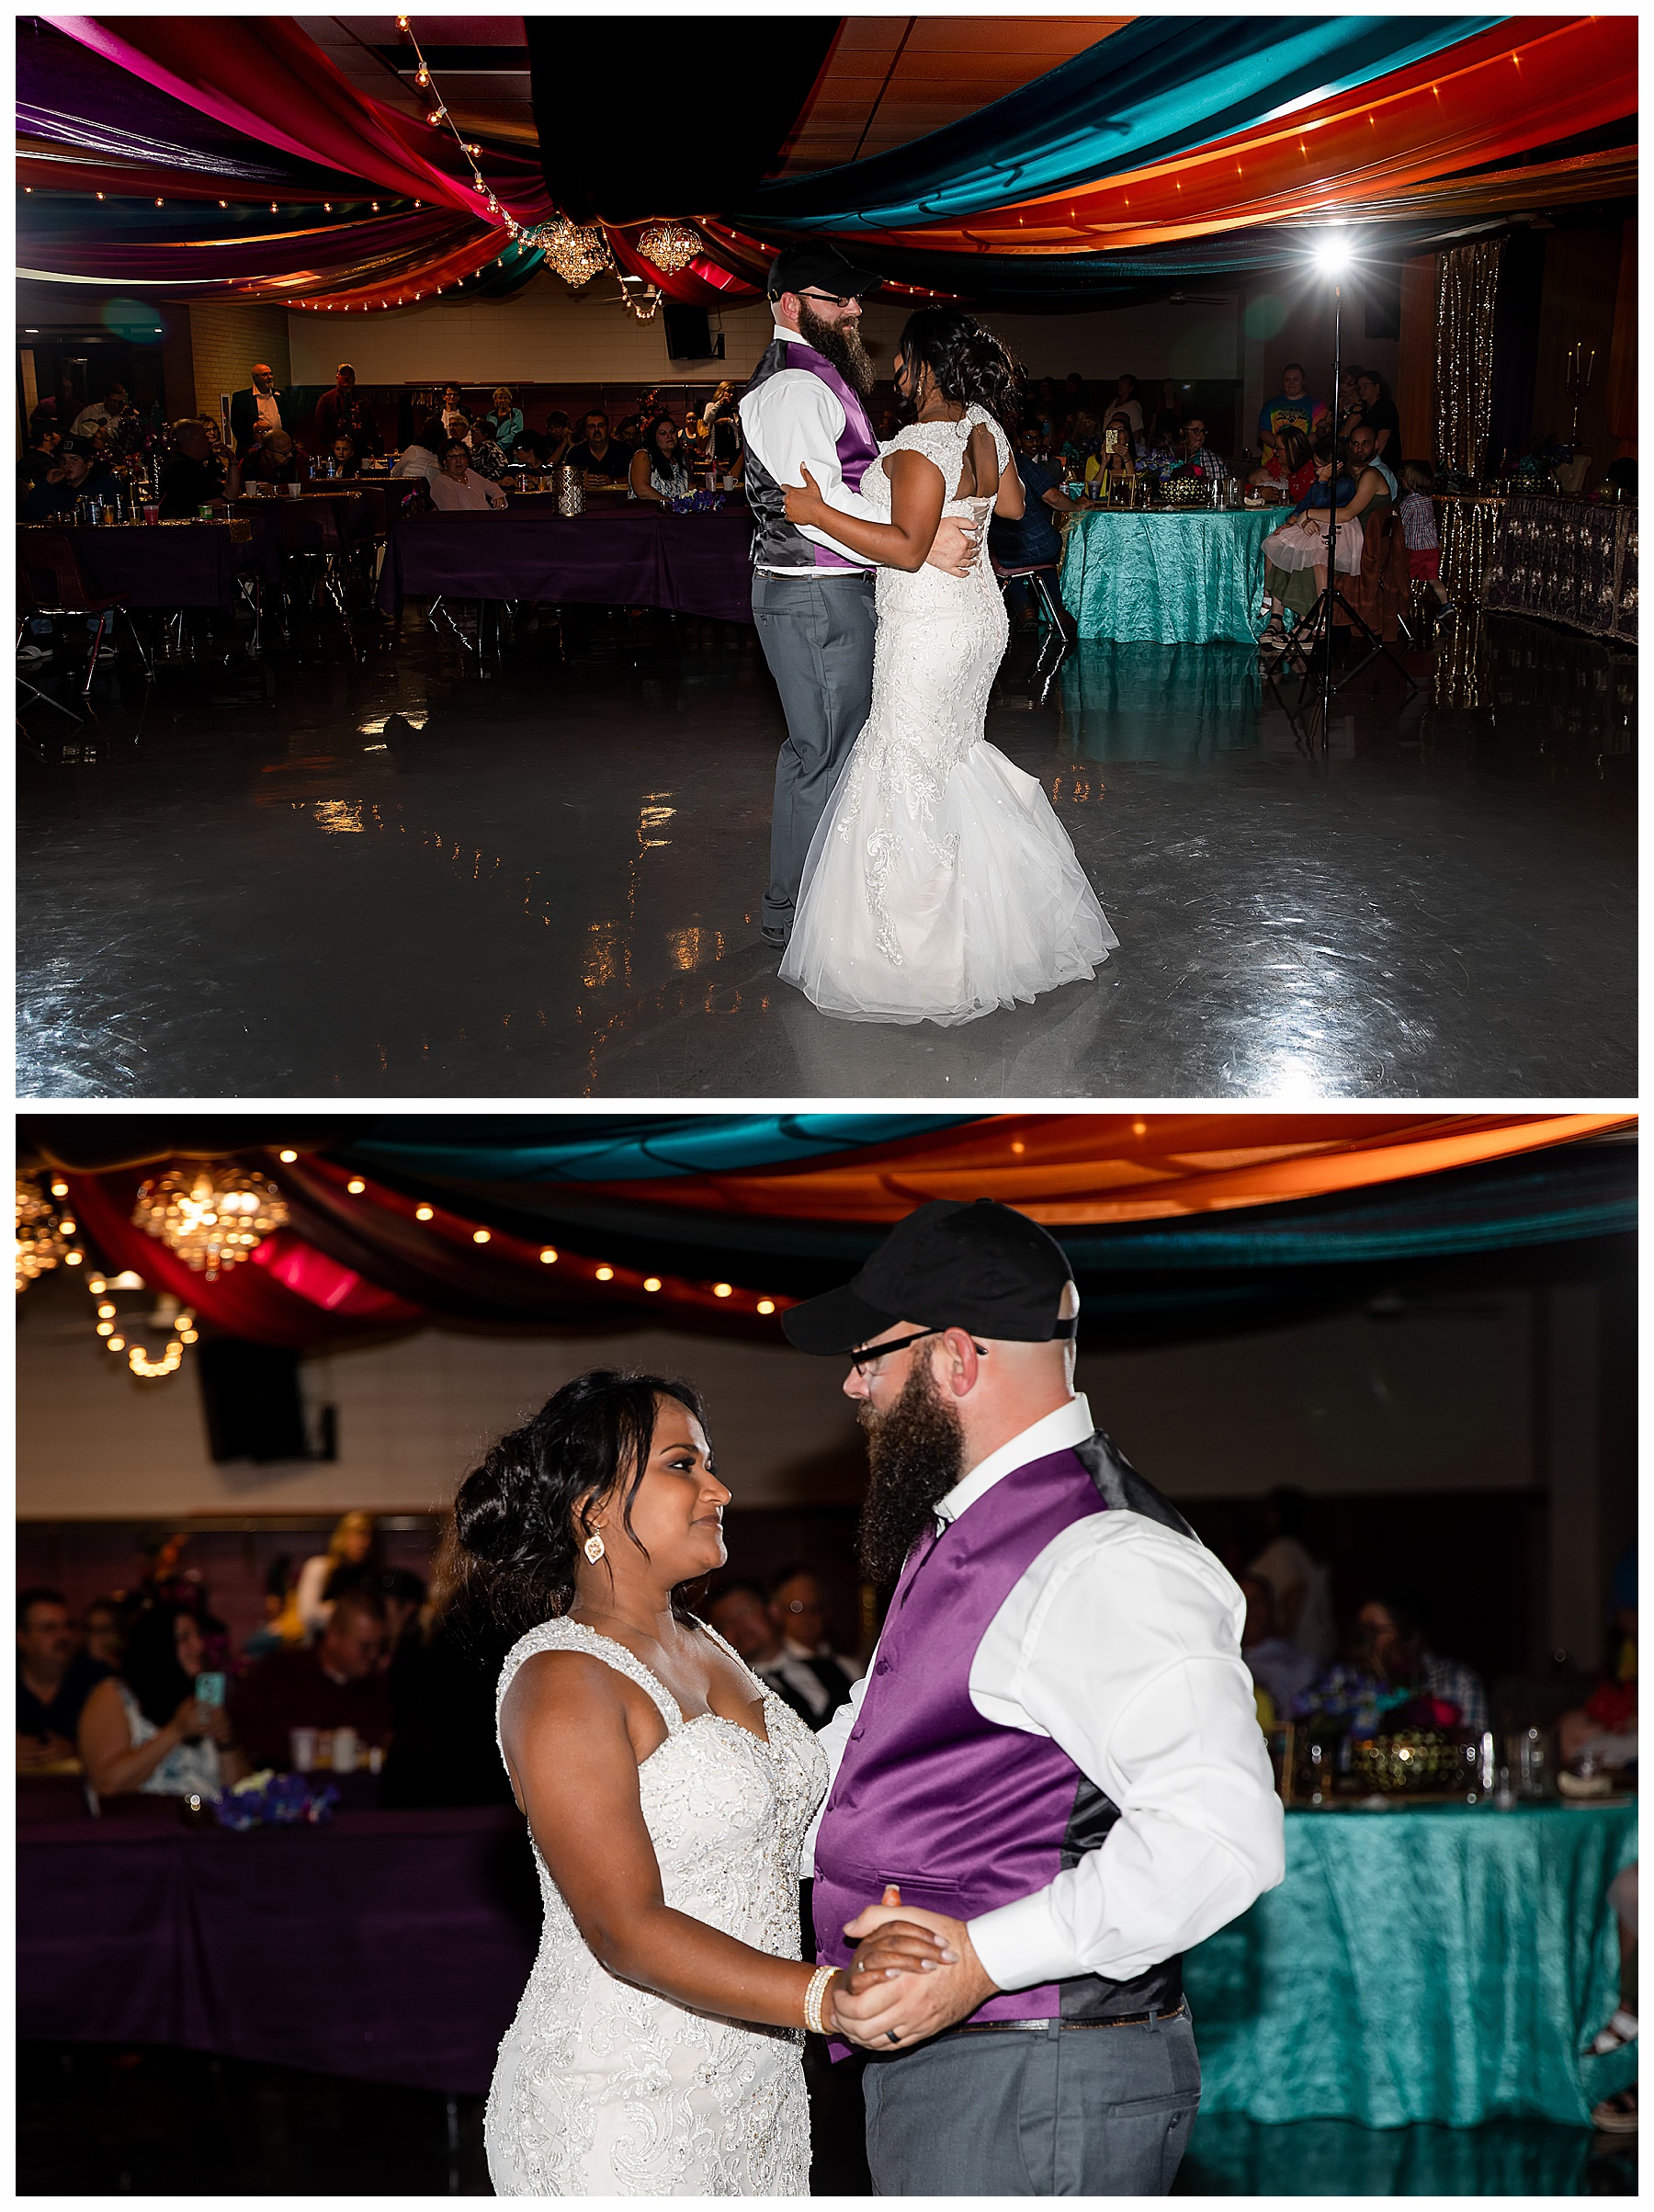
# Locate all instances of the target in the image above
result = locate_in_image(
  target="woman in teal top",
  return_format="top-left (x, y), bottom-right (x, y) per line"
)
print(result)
top-left (487, 387), bottom-right (525, 451)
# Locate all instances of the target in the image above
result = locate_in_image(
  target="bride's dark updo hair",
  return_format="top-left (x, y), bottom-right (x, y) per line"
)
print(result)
top-left (448, 1369), bottom-right (709, 1639)
top-left (895, 309), bottom-right (1024, 434)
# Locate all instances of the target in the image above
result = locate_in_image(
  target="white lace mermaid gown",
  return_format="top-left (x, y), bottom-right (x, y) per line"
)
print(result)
top-left (778, 404), bottom-right (1117, 1024)
top-left (484, 1618), bottom-right (828, 2196)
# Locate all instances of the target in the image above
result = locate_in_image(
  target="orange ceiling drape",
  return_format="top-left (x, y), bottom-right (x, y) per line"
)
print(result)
top-left (583, 1114), bottom-right (1632, 1226)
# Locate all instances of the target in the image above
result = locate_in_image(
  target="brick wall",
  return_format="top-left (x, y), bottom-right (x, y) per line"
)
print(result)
top-left (187, 301), bottom-right (293, 425)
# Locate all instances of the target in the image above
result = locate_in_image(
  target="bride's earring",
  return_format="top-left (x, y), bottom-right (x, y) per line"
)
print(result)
top-left (583, 1529), bottom-right (606, 1564)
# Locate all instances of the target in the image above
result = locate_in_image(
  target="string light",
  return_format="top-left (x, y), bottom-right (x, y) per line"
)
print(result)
top-left (540, 1248), bottom-right (558, 1265)
top-left (713, 1283), bottom-right (733, 1299)
top-left (643, 1276), bottom-right (662, 1292)
top-left (595, 1265), bottom-right (615, 1282)
top-left (278, 1148), bottom-right (298, 1163)
top-left (471, 1229), bottom-right (491, 1244)
top-left (346, 1178), bottom-right (367, 1195)
top-left (756, 1299), bottom-right (776, 1316)
top-left (416, 1204), bottom-right (435, 1220)
top-left (17, 1174), bottom-right (82, 1292)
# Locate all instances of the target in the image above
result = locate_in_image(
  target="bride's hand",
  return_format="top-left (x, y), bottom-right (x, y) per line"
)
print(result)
top-left (784, 464), bottom-right (825, 523)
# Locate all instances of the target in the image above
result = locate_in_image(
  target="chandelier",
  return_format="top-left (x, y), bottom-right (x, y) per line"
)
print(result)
top-left (87, 1267), bottom-right (198, 1380)
top-left (17, 1174), bottom-right (83, 1294)
top-left (535, 218), bottom-right (612, 289)
top-left (131, 1163), bottom-right (289, 1281)
top-left (638, 221), bottom-right (702, 276)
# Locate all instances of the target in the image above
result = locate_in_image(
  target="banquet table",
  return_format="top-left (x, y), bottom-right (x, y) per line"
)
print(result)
top-left (1182, 1798), bottom-right (1637, 2128)
top-left (17, 519), bottom-right (256, 610)
top-left (377, 505), bottom-right (754, 624)
top-left (17, 1794), bottom-right (1635, 2112)
top-left (1482, 493), bottom-right (1638, 642)
top-left (1059, 505), bottom-right (1277, 643)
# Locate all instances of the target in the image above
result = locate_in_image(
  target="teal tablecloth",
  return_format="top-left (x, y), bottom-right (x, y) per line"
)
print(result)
top-left (1183, 1799), bottom-right (1637, 2128)
top-left (1059, 506), bottom-right (1276, 643)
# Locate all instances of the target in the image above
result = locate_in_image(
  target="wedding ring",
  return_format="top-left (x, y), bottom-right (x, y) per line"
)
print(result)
top-left (886, 2029), bottom-right (901, 2046)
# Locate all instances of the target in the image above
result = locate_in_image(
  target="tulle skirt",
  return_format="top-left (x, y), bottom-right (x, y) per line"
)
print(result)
top-left (1263, 513), bottom-right (1364, 575)
top-left (778, 735), bottom-right (1116, 1026)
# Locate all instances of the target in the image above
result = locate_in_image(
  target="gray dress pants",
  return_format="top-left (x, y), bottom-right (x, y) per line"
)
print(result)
top-left (752, 569), bottom-right (878, 936)
top-left (862, 2011), bottom-right (1200, 2196)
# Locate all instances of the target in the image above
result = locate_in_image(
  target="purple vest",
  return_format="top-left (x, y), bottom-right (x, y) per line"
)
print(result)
top-left (812, 1446), bottom-right (1184, 2032)
top-left (744, 335), bottom-right (878, 573)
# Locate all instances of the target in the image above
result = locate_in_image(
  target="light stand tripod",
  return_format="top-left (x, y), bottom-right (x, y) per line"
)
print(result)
top-left (1265, 254), bottom-right (1417, 732)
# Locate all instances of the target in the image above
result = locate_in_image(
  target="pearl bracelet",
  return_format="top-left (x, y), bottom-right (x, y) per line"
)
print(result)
top-left (803, 1963), bottom-right (839, 2037)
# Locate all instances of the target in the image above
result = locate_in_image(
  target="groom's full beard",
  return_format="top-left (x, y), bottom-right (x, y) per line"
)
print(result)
top-left (796, 301), bottom-right (877, 398)
top-left (856, 1357), bottom-right (967, 1587)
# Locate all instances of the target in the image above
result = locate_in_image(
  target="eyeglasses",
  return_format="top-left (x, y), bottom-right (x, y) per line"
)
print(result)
top-left (845, 1327), bottom-right (986, 1372)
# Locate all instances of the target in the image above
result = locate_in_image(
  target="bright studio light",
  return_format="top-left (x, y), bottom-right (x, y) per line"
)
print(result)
top-left (1312, 228), bottom-right (1353, 276)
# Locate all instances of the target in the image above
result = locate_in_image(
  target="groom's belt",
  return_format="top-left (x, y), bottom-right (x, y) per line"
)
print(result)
top-left (935, 1999), bottom-right (1188, 2044)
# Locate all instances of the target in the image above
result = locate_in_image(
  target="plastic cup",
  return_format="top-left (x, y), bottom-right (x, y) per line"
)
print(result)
top-left (287, 481), bottom-right (302, 497)
top-left (289, 1726), bottom-right (318, 1773)
top-left (142, 504), bottom-right (159, 525)
top-left (331, 1725), bottom-right (358, 1775)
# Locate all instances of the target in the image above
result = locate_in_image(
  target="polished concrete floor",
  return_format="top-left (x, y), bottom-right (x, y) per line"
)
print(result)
top-left (18, 2041), bottom-right (1637, 2195)
top-left (17, 598), bottom-right (1635, 1099)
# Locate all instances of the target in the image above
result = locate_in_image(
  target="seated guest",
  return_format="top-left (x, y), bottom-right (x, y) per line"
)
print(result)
top-left (17, 1587), bottom-right (110, 1770)
top-left (1292, 1585), bottom-right (1488, 1738)
top-left (614, 412), bottom-right (644, 454)
top-left (989, 424), bottom-right (1071, 624)
top-left (429, 436), bottom-right (508, 511)
top-left (82, 1595), bottom-right (126, 1672)
top-left (1257, 438), bottom-right (1362, 651)
top-left (1345, 420), bottom-right (1397, 502)
top-left (462, 417), bottom-right (511, 482)
top-left (20, 434), bottom-right (119, 521)
top-left (241, 427), bottom-right (305, 487)
top-left (485, 386), bottom-right (524, 451)
top-left (1239, 1575), bottom-right (1320, 1727)
top-left (1097, 410), bottom-right (1140, 482)
top-left (295, 1510), bottom-right (376, 1639)
top-left (1249, 423), bottom-right (1315, 501)
top-left (1059, 406), bottom-right (1105, 482)
top-left (69, 381), bottom-right (135, 440)
top-left (1170, 413), bottom-right (1225, 478)
top-left (538, 409), bottom-right (573, 468)
top-left (327, 434), bottom-right (361, 479)
top-left (17, 419), bottom-right (63, 492)
top-left (1257, 362), bottom-right (1330, 456)
top-left (1247, 1486), bottom-right (1338, 1658)
top-left (567, 410), bottom-right (631, 485)
top-left (1355, 370), bottom-right (1400, 463)
top-left (380, 1609), bottom-right (515, 1809)
top-left (77, 1601), bottom-right (249, 1799)
top-left (628, 414), bottom-right (694, 503)
top-left (231, 1587), bottom-right (394, 1769)
top-left (371, 1568), bottom-right (429, 1670)
top-left (391, 417), bottom-right (448, 489)
top-left (244, 1557), bottom-right (304, 1661)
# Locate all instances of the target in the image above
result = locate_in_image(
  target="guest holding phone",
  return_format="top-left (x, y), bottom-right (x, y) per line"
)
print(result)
top-left (76, 1602), bottom-right (248, 1800)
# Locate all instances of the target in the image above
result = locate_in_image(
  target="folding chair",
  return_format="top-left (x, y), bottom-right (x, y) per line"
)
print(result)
top-left (17, 529), bottom-right (153, 698)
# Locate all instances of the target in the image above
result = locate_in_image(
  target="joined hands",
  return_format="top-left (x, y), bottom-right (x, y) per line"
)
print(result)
top-left (829, 1885), bottom-right (998, 2052)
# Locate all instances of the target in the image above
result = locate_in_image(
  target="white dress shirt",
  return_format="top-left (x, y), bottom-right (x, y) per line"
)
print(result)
top-left (254, 389), bottom-right (282, 437)
top-left (805, 1392), bottom-right (1285, 1992)
top-left (739, 325), bottom-right (881, 574)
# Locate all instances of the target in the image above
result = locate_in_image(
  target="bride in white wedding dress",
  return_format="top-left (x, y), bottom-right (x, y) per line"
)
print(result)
top-left (450, 1370), bottom-right (946, 2196)
top-left (777, 310), bottom-right (1116, 1025)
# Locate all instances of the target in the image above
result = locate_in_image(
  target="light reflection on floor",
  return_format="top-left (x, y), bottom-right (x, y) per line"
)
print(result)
top-left (16, 601), bottom-right (1636, 1099)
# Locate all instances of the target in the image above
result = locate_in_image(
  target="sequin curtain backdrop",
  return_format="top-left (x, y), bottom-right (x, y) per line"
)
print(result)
top-left (1434, 239), bottom-right (1505, 473)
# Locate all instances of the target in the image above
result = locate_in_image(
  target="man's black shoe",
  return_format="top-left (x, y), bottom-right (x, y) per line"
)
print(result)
top-left (761, 925), bottom-right (789, 948)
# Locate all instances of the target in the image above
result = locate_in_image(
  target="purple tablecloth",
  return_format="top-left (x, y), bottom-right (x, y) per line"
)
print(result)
top-left (377, 505), bottom-right (755, 623)
top-left (17, 1809), bottom-right (539, 2093)
top-left (18, 522), bottom-right (255, 610)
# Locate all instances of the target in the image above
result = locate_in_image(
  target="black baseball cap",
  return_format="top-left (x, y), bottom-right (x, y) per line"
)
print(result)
top-left (767, 240), bottom-right (883, 303)
top-left (782, 1198), bottom-right (1076, 1356)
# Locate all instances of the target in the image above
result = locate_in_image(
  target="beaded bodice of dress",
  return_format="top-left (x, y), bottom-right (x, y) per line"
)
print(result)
top-left (485, 1616), bottom-right (827, 2196)
top-left (862, 403), bottom-right (1010, 606)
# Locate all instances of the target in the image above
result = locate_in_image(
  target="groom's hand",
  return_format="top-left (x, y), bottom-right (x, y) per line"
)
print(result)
top-left (926, 516), bottom-right (978, 578)
top-left (832, 1888), bottom-right (998, 2051)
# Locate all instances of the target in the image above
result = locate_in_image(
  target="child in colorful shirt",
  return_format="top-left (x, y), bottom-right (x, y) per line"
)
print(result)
top-left (1399, 460), bottom-right (1455, 630)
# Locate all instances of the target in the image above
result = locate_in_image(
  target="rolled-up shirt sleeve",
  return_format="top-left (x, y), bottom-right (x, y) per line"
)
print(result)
top-left (740, 369), bottom-right (881, 560)
top-left (967, 1520), bottom-right (1286, 1992)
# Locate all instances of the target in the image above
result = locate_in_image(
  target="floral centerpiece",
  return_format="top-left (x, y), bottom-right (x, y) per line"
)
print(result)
top-left (211, 1767), bottom-right (340, 1830)
top-left (667, 488), bottom-right (728, 516)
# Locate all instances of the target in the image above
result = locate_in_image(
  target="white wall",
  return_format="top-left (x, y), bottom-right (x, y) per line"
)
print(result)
top-left (284, 270), bottom-right (1240, 391)
top-left (19, 1276), bottom-right (1534, 1519)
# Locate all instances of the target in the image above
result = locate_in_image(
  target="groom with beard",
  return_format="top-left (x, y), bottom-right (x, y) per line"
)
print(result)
top-left (782, 1199), bottom-right (1285, 2195)
top-left (740, 244), bottom-right (978, 950)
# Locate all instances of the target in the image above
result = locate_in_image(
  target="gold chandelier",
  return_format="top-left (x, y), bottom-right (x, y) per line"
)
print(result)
top-left (87, 1268), bottom-right (198, 1380)
top-left (638, 221), bottom-right (702, 276)
top-left (131, 1163), bottom-right (289, 1281)
top-left (17, 1174), bottom-right (84, 1294)
top-left (538, 218), bottom-right (612, 289)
